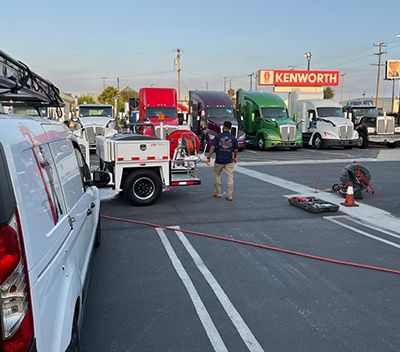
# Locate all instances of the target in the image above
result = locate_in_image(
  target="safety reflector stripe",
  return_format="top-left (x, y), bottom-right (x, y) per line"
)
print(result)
top-left (147, 156), bottom-right (156, 160)
top-left (171, 180), bottom-right (201, 186)
top-left (117, 157), bottom-right (124, 161)
top-left (162, 156), bottom-right (169, 160)
top-left (131, 157), bottom-right (140, 161)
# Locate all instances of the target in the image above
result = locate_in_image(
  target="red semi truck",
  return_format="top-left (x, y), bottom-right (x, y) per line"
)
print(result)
top-left (139, 87), bottom-right (179, 127)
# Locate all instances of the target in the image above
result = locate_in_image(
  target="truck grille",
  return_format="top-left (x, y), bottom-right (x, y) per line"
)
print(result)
top-left (280, 125), bottom-right (296, 141)
top-left (85, 126), bottom-right (105, 145)
top-left (376, 116), bottom-right (395, 134)
top-left (339, 125), bottom-right (353, 140)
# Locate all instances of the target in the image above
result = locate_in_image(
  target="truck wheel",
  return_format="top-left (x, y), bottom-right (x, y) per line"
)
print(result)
top-left (124, 169), bottom-right (162, 206)
top-left (257, 136), bottom-right (265, 151)
top-left (357, 131), bottom-right (368, 149)
top-left (312, 134), bottom-right (323, 149)
top-left (386, 142), bottom-right (396, 148)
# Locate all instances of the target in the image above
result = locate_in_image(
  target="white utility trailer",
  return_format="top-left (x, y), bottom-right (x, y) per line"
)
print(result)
top-left (95, 123), bottom-right (201, 205)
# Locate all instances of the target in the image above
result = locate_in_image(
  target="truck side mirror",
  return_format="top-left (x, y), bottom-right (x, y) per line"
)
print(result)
top-left (251, 113), bottom-right (255, 121)
top-left (240, 115), bottom-right (244, 121)
top-left (308, 111), bottom-right (316, 121)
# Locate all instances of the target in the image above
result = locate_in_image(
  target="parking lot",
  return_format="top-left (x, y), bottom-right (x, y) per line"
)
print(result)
top-left (81, 147), bottom-right (400, 352)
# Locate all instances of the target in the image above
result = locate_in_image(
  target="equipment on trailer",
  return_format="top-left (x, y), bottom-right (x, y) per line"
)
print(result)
top-left (332, 162), bottom-right (374, 199)
top-left (95, 122), bottom-right (201, 206)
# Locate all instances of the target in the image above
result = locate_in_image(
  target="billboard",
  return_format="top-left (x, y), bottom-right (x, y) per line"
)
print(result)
top-left (258, 70), bottom-right (339, 87)
top-left (386, 60), bottom-right (400, 80)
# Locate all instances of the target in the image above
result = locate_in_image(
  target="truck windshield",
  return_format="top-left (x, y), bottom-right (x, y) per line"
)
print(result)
top-left (317, 107), bottom-right (344, 118)
top-left (352, 107), bottom-right (378, 118)
top-left (206, 108), bottom-right (234, 119)
top-left (79, 107), bottom-right (113, 118)
top-left (261, 107), bottom-right (288, 119)
top-left (146, 107), bottom-right (177, 118)
top-left (13, 106), bottom-right (48, 117)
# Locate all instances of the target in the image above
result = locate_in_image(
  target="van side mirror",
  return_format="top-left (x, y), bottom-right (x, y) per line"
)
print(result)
top-left (91, 170), bottom-right (111, 187)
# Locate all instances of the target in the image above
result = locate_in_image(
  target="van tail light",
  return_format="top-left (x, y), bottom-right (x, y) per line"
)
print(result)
top-left (0, 210), bottom-right (34, 352)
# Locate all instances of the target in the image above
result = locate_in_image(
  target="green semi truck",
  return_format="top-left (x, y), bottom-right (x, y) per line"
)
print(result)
top-left (236, 90), bottom-right (302, 150)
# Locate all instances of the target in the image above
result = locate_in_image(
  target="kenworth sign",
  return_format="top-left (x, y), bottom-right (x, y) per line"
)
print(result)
top-left (258, 70), bottom-right (340, 87)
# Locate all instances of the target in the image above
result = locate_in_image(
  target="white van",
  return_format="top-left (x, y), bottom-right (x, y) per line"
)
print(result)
top-left (0, 114), bottom-right (101, 352)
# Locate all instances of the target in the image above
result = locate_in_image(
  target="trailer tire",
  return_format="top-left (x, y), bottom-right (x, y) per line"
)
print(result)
top-left (257, 135), bottom-right (265, 151)
top-left (312, 133), bottom-right (323, 149)
top-left (357, 131), bottom-right (368, 149)
top-left (124, 169), bottom-right (162, 206)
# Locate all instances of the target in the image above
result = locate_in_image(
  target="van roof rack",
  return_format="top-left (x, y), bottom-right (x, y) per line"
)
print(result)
top-left (0, 50), bottom-right (64, 110)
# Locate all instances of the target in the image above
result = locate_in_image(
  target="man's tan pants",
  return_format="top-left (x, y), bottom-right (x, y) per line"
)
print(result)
top-left (214, 163), bottom-right (234, 198)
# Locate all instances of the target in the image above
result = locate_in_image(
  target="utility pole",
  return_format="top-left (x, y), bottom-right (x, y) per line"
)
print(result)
top-left (117, 77), bottom-right (120, 91)
top-left (174, 48), bottom-right (182, 104)
top-left (229, 79), bottom-right (233, 91)
top-left (248, 73), bottom-right (254, 91)
top-left (372, 42), bottom-right (386, 108)
top-left (223, 77), bottom-right (228, 92)
top-left (340, 73), bottom-right (346, 103)
top-left (254, 72), bottom-right (258, 91)
top-left (204, 82), bottom-right (208, 91)
top-left (101, 77), bottom-right (106, 90)
top-left (391, 80), bottom-right (396, 113)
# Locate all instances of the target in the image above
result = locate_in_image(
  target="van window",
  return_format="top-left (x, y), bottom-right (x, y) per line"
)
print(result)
top-left (0, 144), bottom-right (16, 224)
top-left (15, 148), bottom-right (61, 233)
top-left (50, 139), bottom-right (84, 210)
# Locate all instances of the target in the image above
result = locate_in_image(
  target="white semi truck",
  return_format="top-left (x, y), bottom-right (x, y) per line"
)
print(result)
top-left (289, 91), bottom-right (358, 149)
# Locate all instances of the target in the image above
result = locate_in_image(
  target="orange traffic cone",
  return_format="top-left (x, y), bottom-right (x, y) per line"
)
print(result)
top-left (341, 183), bottom-right (359, 207)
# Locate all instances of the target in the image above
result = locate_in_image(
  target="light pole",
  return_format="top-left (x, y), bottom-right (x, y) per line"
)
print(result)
top-left (204, 82), bottom-right (208, 91)
top-left (396, 34), bottom-right (400, 115)
top-left (304, 52), bottom-right (312, 71)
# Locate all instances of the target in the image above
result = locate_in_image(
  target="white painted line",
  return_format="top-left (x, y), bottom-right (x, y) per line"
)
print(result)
top-left (174, 229), bottom-right (264, 352)
top-left (236, 166), bottom-right (400, 235)
top-left (327, 216), bottom-right (400, 241)
top-left (156, 228), bottom-right (228, 352)
top-left (325, 218), bottom-right (400, 250)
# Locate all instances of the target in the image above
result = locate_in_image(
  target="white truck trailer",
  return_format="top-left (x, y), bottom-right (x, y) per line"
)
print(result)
top-left (289, 91), bottom-right (358, 149)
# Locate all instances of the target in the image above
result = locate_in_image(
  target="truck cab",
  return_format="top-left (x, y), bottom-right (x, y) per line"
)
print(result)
top-left (289, 92), bottom-right (358, 149)
top-left (343, 99), bottom-right (400, 148)
top-left (189, 90), bottom-right (245, 150)
top-left (139, 88), bottom-right (179, 136)
top-left (236, 90), bottom-right (302, 150)
top-left (77, 104), bottom-right (116, 150)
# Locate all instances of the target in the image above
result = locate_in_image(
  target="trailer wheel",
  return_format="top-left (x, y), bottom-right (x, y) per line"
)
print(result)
top-left (357, 131), bottom-right (368, 149)
top-left (257, 135), bottom-right (265, 151)
top-left (312, 134), bottom-right (323, 149)
top-left (124, 169), bottom-right (162, 206)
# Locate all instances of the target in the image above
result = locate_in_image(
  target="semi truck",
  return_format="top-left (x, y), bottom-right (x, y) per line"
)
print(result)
top-left (236, 90), bottom-right (302, 150)
top-left (343, 99), bottom-right (400, 148)
top-left (189, 90), bottom-right (246, 150)
top-left (288, 92), bottom-right (358, 149)
top-left (139, 87), bottom-right (179, 136)
top-left (76, 104), bottom-right (116, 150)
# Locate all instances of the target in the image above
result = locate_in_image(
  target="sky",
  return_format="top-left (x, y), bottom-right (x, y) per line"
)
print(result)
top-left (2, 0), bottom-right (400, 101)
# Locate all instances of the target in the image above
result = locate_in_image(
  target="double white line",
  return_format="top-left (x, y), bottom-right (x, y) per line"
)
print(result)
top-left (156, 227), bottom-right (264, 352)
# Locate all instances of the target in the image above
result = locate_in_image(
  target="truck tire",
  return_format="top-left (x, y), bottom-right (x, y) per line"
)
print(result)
top-left (357, 131), bottom-right (368, 149)
top-left (124, 169), bottom-right (162, 206)
top-left (386, 142), bottom-right (396, 148)
top-left (312, 133), bottom-right (323, 149)
top-left (257, 135), bottom-right (265, 151)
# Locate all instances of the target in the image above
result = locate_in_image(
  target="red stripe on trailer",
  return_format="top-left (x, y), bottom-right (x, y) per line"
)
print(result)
top-left (117, 157), bottom-right (124, 161)
top-left (171, 180), bottom-right (201, 186)
top-left (162, 156), bottom-right (169, 160)
top-left (131, 157), bottom-right (140, 161)
top-left (147, 156), bottom-right (156, 160)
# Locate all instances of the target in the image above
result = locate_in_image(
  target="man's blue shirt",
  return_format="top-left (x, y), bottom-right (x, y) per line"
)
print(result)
top-left (212, 131), bottom-right (238, 164)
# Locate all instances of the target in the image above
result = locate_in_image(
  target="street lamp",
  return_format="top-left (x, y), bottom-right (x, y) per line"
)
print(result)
top-left (304, 51), bottom-right (312, 71)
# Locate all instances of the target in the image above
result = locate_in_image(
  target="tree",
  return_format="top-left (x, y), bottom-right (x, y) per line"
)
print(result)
top-left (98, 86), bottom-right (119, 106)
top-left (323, 87), bottom-right (335, 99)
top-left (78, 94), bottom-right (96, 105)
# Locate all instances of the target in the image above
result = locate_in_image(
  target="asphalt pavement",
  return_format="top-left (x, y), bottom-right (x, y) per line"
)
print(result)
top-left (81, 146), bottom-right (400, 352)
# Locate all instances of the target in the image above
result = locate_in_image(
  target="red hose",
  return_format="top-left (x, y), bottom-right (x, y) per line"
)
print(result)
top-left (100, 214), bottom-right (400, 276)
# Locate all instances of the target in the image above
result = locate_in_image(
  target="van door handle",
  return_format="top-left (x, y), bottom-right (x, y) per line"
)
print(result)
top-left (68, 216), bottom-right (76, 228)
top-left (87, 209), bottom-right (93, 216)
top-left (90, 202), bottom-right (95, 209)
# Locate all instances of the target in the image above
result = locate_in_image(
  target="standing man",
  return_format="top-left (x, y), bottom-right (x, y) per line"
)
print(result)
top-left (206, 121), bottom-right (238, 201)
